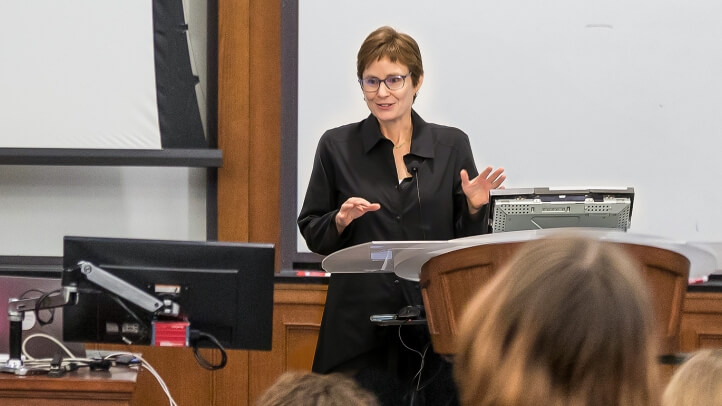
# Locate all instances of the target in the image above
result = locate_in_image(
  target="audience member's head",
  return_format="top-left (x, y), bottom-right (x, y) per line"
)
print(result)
top-left (453, 235), bottom-right (660, 406)
top-left (256, 370), bottom-right (380, 406)
top-left (663, 348), bottom-right (722, 406)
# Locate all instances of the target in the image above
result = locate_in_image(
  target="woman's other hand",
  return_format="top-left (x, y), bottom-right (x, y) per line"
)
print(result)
top-left (335, 197), bottom-right (381, 234)
top-left (461, 167), bottom-right (506, 215)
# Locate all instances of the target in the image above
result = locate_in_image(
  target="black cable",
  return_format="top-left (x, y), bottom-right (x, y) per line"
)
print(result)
top-left (20, 288), bottom-right (62, 326)
top-left (190, 329), bottom-right (227, 370)
top-left (412, 167), bottom-right (426, 240)
top-left (21, 288), bottom-right (52, 324)
top-left (107, 294), bottom-right (150, 344)
top-left (19, 288), bottom-right (45, 299)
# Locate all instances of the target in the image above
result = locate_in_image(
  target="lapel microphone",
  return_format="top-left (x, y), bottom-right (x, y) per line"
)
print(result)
top-left (403, 154), bottom-right (424, 176)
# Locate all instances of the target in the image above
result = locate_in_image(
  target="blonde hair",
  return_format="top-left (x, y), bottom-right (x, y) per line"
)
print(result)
top-left (453, 235), bottom-right (660, 406)
top-left (256, 371), bottom-right (379, 406)
top-left (663, 348), bottom-right (722, 406)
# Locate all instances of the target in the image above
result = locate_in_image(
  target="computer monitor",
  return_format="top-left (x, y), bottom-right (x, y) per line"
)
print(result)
top-left (61, 236), bottom-right (274, 351)
top-left (487, 187), bottom-right (634, 233)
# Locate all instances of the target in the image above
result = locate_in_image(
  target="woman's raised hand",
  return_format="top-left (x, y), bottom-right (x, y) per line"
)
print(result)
top-left (335, 197), bottom-right (381, 234)
top-left (461, 166), bottom-right (506, 215)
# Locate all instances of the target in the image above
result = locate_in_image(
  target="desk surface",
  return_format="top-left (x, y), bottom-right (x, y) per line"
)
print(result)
top-left (0, 366), bottom-right (137, 406)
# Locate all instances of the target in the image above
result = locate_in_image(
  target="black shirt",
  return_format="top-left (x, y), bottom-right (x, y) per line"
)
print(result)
top-left (299, 110), bottom-right (483, 253)
top-left (298, 110), bottom-right (484, 373)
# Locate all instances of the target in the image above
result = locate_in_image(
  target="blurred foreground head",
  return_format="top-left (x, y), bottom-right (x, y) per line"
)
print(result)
top-left (454, 235), bottom-right (660, 406)
top-left (256, 371), bottom-right (379, 406)
top-left (663, 348), bottom-right (722, 406)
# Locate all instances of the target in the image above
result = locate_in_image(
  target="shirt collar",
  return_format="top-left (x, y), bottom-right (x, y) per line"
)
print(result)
top-left (361, 110), bottom-right (436, 159)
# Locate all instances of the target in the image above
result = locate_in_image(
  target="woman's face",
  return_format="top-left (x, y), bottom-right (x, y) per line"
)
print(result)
top-left (361, 57), bottom-right (423, 126)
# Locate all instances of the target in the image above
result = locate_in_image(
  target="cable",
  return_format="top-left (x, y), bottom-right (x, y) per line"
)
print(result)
top-left (190, 329), bottom-right (227, 370)
top-left (19, 342), bottom-right (176, 405)
top-left (34, 289), bottom-right (62, 325)
top-left (107, 293), bottom-right (150, 344)
top-left (104, 352), bottom-right (178, 406)
top-left (397, 326), bottom-right (430, 393)
top-left (412, 167), bottom-right (426, 240)
top-left (22, 333), bottom-right (82, 361)
top-left (20, 288), bottom-right (60, 326)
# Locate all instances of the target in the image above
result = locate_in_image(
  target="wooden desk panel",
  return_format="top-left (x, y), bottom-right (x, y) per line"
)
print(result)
top-left (680, 292), bottom-right (722, 351)
top-left (248, 283), bottom-right (327, 403)
top-left (0, 366), bottom-right (137, 406)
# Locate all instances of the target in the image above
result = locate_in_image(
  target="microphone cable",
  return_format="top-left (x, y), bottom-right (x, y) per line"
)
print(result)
top-left (410, 166), bottom-right (426, 240)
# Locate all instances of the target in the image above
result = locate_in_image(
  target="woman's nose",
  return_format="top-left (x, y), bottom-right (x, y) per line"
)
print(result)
top-left (377, 83), bottom-right (390, 96)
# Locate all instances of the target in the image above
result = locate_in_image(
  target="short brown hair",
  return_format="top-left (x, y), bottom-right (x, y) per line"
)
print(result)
top-left (357, 26), bottom-right (423, 87)
top-left (256, 371), bottom-right (379, 406)
top-left (454, 235), bottom-right (660, 406)
top-left (663, 348), bottom-right (722, 406)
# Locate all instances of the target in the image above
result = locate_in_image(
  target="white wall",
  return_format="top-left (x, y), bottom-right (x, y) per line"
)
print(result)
top-left (297, 0), bottom-right (722, 252)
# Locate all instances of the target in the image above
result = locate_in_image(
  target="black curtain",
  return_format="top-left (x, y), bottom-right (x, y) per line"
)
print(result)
top-left (153, 0), bottom-right (207, 148)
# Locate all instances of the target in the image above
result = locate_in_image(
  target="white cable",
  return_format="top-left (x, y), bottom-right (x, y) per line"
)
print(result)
top-left (21, 333), bottom-right (82, 361)
top-left (103, 352), bottom-right (178, 406)
top-left (20, 335), bottom-right (177, 405)
top-left (397, 326), bottom-right (429, 392)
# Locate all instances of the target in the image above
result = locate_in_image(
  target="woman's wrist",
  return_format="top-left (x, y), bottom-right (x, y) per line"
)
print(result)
top-left (334, 213), bottom-right (347, 234)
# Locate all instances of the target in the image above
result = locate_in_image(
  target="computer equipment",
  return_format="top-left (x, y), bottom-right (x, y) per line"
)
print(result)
top-left (487, 187), bottom-right (634, 233)
top-left (61, 236), bottom-right (275, 351)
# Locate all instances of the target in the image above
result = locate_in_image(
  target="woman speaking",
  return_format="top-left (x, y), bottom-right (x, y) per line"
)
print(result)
top-left (298, 26), bottom-right (505, 405)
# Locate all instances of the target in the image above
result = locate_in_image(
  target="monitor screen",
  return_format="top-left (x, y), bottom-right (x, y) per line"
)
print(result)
top-left (487, 187), bottom-right (634, 233)
top-left (61, 236), bottom-right (274, 351)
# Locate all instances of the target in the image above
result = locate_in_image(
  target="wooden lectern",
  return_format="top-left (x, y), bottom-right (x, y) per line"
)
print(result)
top-left (322, 229), bottom-right (718, 358)
top-left (419, 241), bottom-right (690, 356)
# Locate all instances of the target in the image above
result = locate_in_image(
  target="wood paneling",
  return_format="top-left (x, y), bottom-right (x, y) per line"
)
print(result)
top-left (248, 0), bottom-right (281, 250)
top-left (215, 0), bottom-right (282, 403)
top-left (86, 344), bottom-right (222, 406)
top-left (218, 0), bottom-right (251, 243)
top-left (680, 292), bottom-right (722, 351)
top-left (248, 283), bottom-right (326, 403)
top-left (217, 0), bottom-right (281, 251)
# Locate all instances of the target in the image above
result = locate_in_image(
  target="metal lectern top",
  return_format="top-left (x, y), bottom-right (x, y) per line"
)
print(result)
top-left (321, 228), bottom-right (719, 282)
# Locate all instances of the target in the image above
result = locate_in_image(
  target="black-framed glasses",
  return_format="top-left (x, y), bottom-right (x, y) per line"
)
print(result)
top-left (358, 73), bottom-right (411, 92)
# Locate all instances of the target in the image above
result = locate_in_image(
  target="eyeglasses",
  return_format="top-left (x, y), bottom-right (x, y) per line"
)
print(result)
top-left (358, 73), bottom-right (411, 92)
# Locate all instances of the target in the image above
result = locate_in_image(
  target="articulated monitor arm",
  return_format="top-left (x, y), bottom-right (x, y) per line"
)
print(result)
top-left (74, 261), bottom-right (164, 313)
top-left (3, 261), bottom-right (178, 371)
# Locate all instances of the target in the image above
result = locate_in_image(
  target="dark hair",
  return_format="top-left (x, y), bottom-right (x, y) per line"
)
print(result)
top-left (357, 26), bottom-right (423, 87)
top-left (454, 235), bottom-right (660, 406)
